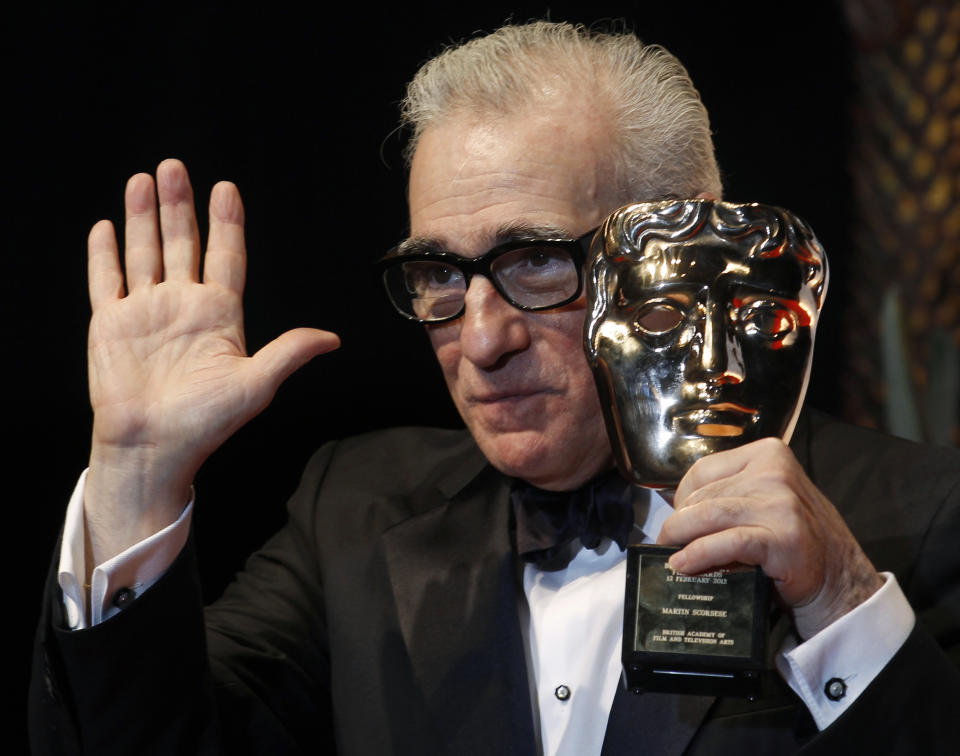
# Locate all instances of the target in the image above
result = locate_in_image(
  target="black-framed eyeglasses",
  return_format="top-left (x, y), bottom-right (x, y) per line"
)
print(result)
top-left (378, 228), bottom-right (597, 323)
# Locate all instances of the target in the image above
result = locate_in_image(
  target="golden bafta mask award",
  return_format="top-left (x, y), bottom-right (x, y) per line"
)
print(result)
top-left (584, 199), bottom-right (828, 698)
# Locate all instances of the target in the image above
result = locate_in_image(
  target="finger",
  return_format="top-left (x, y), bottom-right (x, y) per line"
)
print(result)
top-left (123, 173), bottom-right (162, 291)
top-left (674, 437), bottom-right (782, 508)
top-left (88, 220), bottom-right (124, 310)
top-left (668, 526), bottom-right (773, 578)
top-left (245, 328), bottom-right (342, 408)
top-left (203, 181), bottom-right (246, 294)
top-left (156, 158), bottom-right (201, 282)
top-left (658, 495), bottom-right (757, 547)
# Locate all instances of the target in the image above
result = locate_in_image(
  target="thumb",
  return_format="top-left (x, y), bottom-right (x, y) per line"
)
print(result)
top-left (247, 327), bottom-right (341, 401)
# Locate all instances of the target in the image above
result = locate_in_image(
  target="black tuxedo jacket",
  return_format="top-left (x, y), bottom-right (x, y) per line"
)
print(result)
top-left (30, 411), bottom-right (960, 754)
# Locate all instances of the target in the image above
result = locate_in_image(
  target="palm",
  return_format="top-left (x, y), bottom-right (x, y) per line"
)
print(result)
top-left (91, 280), bottom-right (250, 453)
top-left (87, 159), bottom-right (338, 484)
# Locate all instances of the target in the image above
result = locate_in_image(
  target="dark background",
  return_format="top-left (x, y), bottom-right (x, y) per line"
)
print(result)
top-left (10, 3), bottom-right (853, 749)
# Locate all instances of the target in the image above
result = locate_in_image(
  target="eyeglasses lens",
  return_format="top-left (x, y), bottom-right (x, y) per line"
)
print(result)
top-left (384, 243), bottom-right (579, 322)
top-left (399, 261), bottom-right (466, 321)
top-left (492, 246), bottom-right (579, 308)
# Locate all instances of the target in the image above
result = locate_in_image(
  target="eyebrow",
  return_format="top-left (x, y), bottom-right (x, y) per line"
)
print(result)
top-left (636, 279), bottom-right (801, 301)
top-left (394, 221), bottom-right (575, 257)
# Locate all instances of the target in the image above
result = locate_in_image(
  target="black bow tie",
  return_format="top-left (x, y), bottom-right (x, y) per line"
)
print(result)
top-left (511, 469), bottom-right (634, 566)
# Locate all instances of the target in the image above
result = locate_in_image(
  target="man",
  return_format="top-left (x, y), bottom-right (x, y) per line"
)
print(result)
top-left (31, 21), bottom-right (960, 755)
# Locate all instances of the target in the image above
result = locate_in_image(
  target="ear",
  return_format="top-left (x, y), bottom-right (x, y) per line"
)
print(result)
top-left (695, 190), bottom-right (720, 201)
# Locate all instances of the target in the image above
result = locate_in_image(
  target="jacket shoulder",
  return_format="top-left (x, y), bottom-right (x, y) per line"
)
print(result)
top-left (302, 426), bottom-right (483, 492)
top-left (792, 408), bottom-right (960, 585)
top-left (792, 409), bottom-right (960, 506)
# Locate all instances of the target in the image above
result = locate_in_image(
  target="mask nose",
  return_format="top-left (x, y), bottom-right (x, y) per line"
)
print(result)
top-left (687, 296), bottom-right (745, 386)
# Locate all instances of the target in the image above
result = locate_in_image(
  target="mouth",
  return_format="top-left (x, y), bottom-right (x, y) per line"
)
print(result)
top-left (670, 402), bottom-right (759, 438)
top-left (471, 388), bottom-right (544, 404)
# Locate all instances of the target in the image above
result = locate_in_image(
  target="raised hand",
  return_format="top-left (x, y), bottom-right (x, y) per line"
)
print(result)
top-left (658, 437), bottom-right (884, 638)
top-left (84, 159), bottom-right (340, 567)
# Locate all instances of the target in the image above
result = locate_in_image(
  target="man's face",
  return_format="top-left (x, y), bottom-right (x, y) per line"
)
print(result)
top-left (407, 101), bottom-right (621, 490)
top-left (587, 211), bottom-right (821, 487)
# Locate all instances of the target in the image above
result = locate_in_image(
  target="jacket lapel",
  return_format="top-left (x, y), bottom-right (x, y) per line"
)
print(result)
top-left (382, 457), bottom-right (535, 756)
top-left (601, 684), bottom-right (715, 756)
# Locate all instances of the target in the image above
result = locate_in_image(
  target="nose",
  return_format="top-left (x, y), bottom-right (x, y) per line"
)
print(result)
top-left (688, 297), bottom-right (745, 385)
top-left (458, 276), bottom-right (531, 369)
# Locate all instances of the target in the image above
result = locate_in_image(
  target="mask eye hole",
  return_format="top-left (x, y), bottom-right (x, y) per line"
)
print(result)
top-left (738, 300), bottom-right (797, 340)
top-left (635, 301), bottom-right (684, 335)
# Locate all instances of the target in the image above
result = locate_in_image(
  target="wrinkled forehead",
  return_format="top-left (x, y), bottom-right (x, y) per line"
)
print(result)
top-left (611, 235), bottom-right (809, 299)
top-left (594, 199), bottom-right (827, 307)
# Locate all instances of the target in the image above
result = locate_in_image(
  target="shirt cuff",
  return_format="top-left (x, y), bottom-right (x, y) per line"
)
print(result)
top-left (775, 572), bottom-right (914, 730)
top-left (57, 468), bottom-right (194, 630)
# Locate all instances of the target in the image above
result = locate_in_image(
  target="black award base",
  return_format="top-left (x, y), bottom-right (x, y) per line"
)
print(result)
top-left (622, 545), bottom-right (770, 700)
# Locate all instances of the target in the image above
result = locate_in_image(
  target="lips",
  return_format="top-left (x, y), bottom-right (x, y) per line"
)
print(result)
top-left (470, 387), bottom-right (546, 403)
top-left (670, 402), bottom-right (759, 437)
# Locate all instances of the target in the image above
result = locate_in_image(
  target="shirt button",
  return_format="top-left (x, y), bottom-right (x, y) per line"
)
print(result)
top-left (554, 684), bottom-right (571, 701)
top-left (824, 677), bottom-right (847, 701)
top-left (112, 587), bottom-right (135, 609)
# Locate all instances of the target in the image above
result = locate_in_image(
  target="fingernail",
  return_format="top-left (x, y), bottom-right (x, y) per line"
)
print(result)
top-left (669, 551), bottom-right (687, 572)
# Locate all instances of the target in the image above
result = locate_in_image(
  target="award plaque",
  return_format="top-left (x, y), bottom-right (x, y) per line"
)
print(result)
top-left (623, 545), bottom-right (768, 698)
top-left (584, 199), bottom-right (829, 699)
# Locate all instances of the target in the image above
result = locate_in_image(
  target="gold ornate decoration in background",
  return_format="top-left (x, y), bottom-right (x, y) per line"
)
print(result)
top-left (842, 0), bottom-right (959, 444)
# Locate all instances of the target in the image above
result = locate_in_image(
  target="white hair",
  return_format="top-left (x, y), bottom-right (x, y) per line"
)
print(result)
top-left (401, 21), bottom-right (723, 201)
